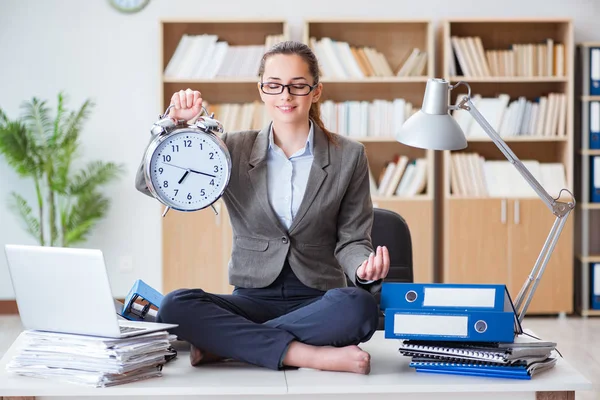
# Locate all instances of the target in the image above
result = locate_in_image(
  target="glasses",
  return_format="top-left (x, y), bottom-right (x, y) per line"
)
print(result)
top-left (260, 82), bottom-right (318, 96)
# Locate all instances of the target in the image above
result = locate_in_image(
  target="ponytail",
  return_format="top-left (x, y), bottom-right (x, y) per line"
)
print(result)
top-left (309, 101), bottom-right (337, 144)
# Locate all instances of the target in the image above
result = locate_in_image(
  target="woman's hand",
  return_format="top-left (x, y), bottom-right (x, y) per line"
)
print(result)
top-left (356, 245), bottom-right (390, 281)
top-left (169, 88), bottom-right (203, 121)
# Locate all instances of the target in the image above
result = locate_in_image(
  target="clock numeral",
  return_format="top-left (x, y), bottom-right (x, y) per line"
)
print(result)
top-left (184, 140), bottom-right (192, 147)
top-left (200, 189), bottom-right (206, 196)
top-left (187, 193), bottom-right (192, 200)
top-left (163, 180), bottom-right (169, 188)
top-left (209, 179), bottom-right (214, 186)
top-left (174, 189), bottom-right (179, 196)
top-left (209, 152), bottom-right (214, 160)
top-left (162, 155), bottom-right (171, 162)
top-left (199, 143), bottom-right (203, 150)
top-left (158, 167), bottom-right (163, 174)
top-left (171, 144), bottom-right (180, 152)
top-left (213, 165), bottom-right (218, 173)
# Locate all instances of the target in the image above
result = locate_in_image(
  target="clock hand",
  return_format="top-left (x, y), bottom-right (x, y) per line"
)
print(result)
top-left (163, 162), bottom-right (187, 171)
top-left (163, 163), bottom-right (217, 178)
top-left (178, 170), bottom-right (190, 184)
top-left (188, 168), bottom-right (217, 178)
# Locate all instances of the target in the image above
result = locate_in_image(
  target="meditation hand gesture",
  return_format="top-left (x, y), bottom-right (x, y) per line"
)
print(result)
top-left (356, 245), bottom-right (390, 282)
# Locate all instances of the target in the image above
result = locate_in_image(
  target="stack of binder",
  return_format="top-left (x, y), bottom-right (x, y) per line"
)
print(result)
top-left (5, 330), bottom-right (176, 387)
top-left (380, 283), bottom-right (559, 379)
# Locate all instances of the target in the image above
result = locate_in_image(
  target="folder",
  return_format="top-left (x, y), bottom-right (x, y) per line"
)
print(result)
top-left (591, 102), bottom-right (600, 149)
top-left (121, 279), bottom-right (164, 322)
top-left (409, 357), bottom-right (558, 380)
top-left (590, 48), bottom-right (600, 95)
top-left (592, 263), bottom-right (600, 310)
top-left (380, 283), bottom-right (512, 312)
top-left (384, 308), bottom-right (517, 343)
top-left (592, 156), bottom-right (600, 203)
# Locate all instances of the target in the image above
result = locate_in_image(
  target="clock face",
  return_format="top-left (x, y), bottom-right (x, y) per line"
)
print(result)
top-left (148, 131), bottom-right (230, 211)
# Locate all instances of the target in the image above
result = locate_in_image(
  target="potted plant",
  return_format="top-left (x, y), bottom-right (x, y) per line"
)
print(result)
top-left (0, 92), bottom-right (125, 247)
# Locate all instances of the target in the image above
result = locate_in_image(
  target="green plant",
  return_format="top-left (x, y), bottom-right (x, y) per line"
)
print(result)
top-left (0, 92), bottom-right (125, 247)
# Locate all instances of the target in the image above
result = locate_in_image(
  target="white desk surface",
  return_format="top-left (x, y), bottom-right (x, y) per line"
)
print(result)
top-left (0, 330), bottom-right (593, 399)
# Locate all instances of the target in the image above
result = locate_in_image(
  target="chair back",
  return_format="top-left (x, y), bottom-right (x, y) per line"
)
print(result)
top-left (371, 208), bottom-right (414, 329)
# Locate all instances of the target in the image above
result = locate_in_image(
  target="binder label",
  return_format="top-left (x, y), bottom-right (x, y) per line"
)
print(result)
top-left (394, 314), bottom-right (468, 336)
top-left (595, 157), bottom-right (600, 188)
top-left (423, 287), bottom-right (497, 307)
top-left (594, 264), bottom-right (600, 296)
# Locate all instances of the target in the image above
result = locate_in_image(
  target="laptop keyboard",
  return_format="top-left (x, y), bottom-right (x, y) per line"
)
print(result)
top-left (119, 325), bottom-right (145, 333)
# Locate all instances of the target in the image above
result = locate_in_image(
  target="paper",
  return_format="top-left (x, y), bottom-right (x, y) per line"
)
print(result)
top-left (5, 329), bottom-right (177, 387)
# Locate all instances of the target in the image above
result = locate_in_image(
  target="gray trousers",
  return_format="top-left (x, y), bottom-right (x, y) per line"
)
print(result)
top-left (156, 261), bottom-right (379, 370)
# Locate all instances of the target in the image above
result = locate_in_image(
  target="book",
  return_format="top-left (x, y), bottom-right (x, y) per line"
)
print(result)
top-left (399, 340), bottom-right (553, 364)
top-left (409, 356), bottom-right (558, 380)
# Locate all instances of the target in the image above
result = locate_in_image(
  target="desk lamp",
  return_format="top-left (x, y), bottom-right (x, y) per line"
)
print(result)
top-left (396, 78), bottom-right (575, 323)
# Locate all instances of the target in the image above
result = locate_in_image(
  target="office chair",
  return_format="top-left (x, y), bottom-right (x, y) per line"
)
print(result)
top-left (371, 208), bottom-right (414, 330)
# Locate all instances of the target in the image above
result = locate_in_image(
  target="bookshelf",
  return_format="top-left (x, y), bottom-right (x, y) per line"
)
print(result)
top-left (159, 19), bottom-right (289, 295)
top-left (440, 18), bottom-right (575, 315)
top-left (303, 19), bottom-right (436, 283)
top-left (574, 42), bottom-right (600, 317)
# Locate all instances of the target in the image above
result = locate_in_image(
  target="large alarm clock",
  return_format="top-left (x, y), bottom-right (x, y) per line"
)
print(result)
top-left (142, 105), bottom-right (231, 217)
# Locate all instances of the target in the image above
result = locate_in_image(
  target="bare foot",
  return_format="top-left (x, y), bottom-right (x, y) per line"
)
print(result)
top-left (189, 344), bottom-right (226, 366)
top-left (283, 341), bottom-right (371, 374)
top-left (312, 345), bottom-right (371, 374)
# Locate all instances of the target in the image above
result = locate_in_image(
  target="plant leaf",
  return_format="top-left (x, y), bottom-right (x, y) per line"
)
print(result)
top-left (58, 98), bottom-right (93, 152)
top-left (21, 97), bottom-right (53, 150)
top-left (51, 92), bottom-right (66, 147)
top-left (0, 116), bottom-right (42, 177)
top-left (63, 192), bottom-right (110, 246)
top-left (51, 98), bottom-right (94, 193)
top-left (8, 192), bottom-right (42, 244)
top-left (66, 161), bottom-right (124, 195)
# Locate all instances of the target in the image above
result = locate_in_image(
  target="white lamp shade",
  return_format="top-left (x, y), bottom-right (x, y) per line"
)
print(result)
top-left (395, 78), bottom-right (468, 151)
top-left (396, 110), bottom-right (468, 151)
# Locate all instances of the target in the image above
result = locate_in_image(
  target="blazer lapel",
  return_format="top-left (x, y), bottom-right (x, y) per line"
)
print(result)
top-left (288, 123), bottom-right (330, 234)
top-left (247, 123), bottom-right (287, 235)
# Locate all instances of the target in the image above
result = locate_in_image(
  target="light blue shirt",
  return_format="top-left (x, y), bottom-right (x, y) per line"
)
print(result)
top-left (266, 121), bottom-right (314, 230)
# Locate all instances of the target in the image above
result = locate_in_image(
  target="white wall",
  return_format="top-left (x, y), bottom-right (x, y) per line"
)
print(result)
top-left (1, 0), bottom-right (599, 299)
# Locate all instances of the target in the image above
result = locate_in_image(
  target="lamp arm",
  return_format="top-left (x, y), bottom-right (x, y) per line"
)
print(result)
top-left (460, 96), bottom-right (576, 323)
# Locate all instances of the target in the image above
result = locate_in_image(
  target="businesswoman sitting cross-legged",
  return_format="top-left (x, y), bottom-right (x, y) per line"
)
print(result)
top-left (135, 40), bottom-right (390, 375)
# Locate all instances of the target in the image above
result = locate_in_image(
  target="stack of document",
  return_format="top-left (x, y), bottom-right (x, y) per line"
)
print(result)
top-left (5, 330), bottom-right (176, 387)
top-left (398, 333), bottom-right (559, 379)
top-left (379, 283), bottom-right (560, 379)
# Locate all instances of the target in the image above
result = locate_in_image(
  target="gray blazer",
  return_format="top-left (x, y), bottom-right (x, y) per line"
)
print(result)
top-left (135, 122), bottom-right (380, 294)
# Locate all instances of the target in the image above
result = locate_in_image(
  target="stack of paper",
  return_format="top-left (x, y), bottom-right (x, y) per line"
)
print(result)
top-left (6, 330), bottom-right (176, 387)
top-left (398, 332), bottom-right (558, 380)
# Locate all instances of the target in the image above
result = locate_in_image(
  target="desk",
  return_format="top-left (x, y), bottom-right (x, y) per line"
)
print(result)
top-left (0, 331), bottom-right (592, 400)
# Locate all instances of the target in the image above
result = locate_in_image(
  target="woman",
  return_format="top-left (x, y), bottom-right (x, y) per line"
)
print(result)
top-left (135, 40), bottom-right (390, 374)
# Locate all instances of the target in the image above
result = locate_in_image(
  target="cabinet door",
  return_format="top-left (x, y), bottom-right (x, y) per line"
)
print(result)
top-left (162, 200), bottom-right (231, 294)
top-left (508, 199), bottom-right (573, 314)
top-left (374, 199), bottom-right (433, 283)
top-left (444, 199), bottom-right (510, 284)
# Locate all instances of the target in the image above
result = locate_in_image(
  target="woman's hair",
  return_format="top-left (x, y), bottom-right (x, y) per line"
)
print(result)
top-left (258, 40), bottom-right (335, 143)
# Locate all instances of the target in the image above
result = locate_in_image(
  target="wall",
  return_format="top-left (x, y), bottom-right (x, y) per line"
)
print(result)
top-left (1, 0), bottom-right (599, 298)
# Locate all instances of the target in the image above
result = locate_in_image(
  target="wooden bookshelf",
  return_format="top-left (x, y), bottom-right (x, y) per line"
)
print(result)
top-left (159, 19), bottom-right (289, 295)
top-left (574, 42), bottom-right (600, 316)
top-left (440, 18), bottom-right (575, 315)
top-left (303, 19), bottom-right (436, 283)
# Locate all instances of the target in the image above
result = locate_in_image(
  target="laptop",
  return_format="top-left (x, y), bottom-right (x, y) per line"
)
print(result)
top-left (4, 244), bottom-right (178, 338)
